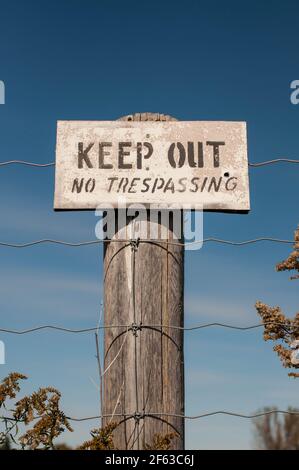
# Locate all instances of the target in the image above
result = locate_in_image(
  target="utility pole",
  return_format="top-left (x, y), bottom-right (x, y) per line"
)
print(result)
top-left (102, 113), bottom-right (185, 450)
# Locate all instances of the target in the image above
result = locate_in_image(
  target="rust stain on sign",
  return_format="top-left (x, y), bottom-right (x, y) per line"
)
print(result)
top-left (54, 121), bottom-right (250, 212)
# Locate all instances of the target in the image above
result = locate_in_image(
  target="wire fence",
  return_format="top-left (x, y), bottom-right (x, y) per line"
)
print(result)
top-left (0, 320), bottom-right (296, 335)
top-left (0, 237), bottom-right (295, 248)
top-left (2, 409), bottom-right (299, 424)
top-left (1, 158), bottom-right (299, 167)
top-left (0, 154), bottom-right (298, 449)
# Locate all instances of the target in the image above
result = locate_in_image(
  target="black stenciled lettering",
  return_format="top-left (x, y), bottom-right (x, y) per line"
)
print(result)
top-left (190, 177), bottom-right (199, 192)
top-left (164, 178), bottom-right (175, 193)
top-left (128, 178), bottom-right (140, 193)
top-left (78, 142), bottom-right (94, 168)
top-left (152, 178), bottom-right (165, 193)
top-left (118, 142), bottom-right (132, 169)
top-left (117, 177), bottom-right (129, 192)
top-left (198, 142), bottom-right (204, 167)
top-left (107, 177), bottom-right (118, 192)
top-left (72, 178), bottom-right (84, 193)
top-left (99, 142), bottom-right (113, 169)
top-left (71, 178), bottom-right (95, 193)
top-left (141, 178), bottom-right (151, 192)
top-left (206, 141), bottom-right (225, 167)
top-left (200, 177), bottom-right (208, 192)
top-left (208, 177), bottom-right (222, 192)
top-left (168, 142), bottom-right (186, 168)
top-left (178, 177), bottom-right (187, 192)
top-left (187, 142), bottom-right (196, 168)
top-left (137, 142), bottom-right (153, 169)
top-left (225, 177), bottom-right (238, 191)
top-left (86, 178), bottom-right (95, 192)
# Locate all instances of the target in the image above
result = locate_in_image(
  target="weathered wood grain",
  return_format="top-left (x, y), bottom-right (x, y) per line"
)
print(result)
top-left (103, 213), bottom-right (184, 450)
top-left (103, 113), bottom-right (184, 450)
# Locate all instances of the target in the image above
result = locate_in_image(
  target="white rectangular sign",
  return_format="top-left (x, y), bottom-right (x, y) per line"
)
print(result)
top-left (54, 120), bottom-right (250, 212)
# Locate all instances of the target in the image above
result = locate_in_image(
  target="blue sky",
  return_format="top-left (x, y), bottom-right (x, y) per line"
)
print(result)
top-left (0, 0), bottom-right (298, 449)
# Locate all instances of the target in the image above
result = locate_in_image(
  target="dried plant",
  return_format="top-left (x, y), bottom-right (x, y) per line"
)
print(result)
top-left (0, 372), bottom-right (27, 446)
top-left (0, 436), bottom-right (11, 450)
top-left (14, 387), bottom-right (73, 449)
top-left (0, 372), bottom-right (27, 408)
top-left (253, 407), bottom-right (299, 450)
top-left (54, 442), bottom-right (73, 450)
top-left (78, 423), bottom-right (117, 450)
top-left (0, 373), bottom-right (179, 450)
top-left (276, 226), bottom-right (299, 279)
top-left (0, 374), bottom-right (73, 450)
top-left (144, 432), bottom-right (177, 450)
top-left (256, 225), bottom-right (299, 378)
top-left (0, 373), bottom-right (120, 450)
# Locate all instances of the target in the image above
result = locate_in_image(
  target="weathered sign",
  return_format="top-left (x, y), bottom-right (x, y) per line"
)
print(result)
top-left (54, 120), bottom-right (250, 212)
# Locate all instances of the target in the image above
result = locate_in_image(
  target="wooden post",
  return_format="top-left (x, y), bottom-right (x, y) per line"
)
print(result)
top-left (103, 113), bottom-right (185, 450)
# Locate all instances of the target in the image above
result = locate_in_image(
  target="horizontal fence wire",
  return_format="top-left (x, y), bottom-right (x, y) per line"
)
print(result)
top-left (2, 409), bottom-right (299, 424)
top-left (0, 161), bottom-right (56, 167)
top-left (66, 409), bottom-right (299, 422)
top-left (249, 158), bottom-right (299, 167)
top-left (0, 321), bottom-right (294, 335)
top-left (0, 237), bottom-right (294, 248)
top-left (1, 158), bottom-right (299, 167)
